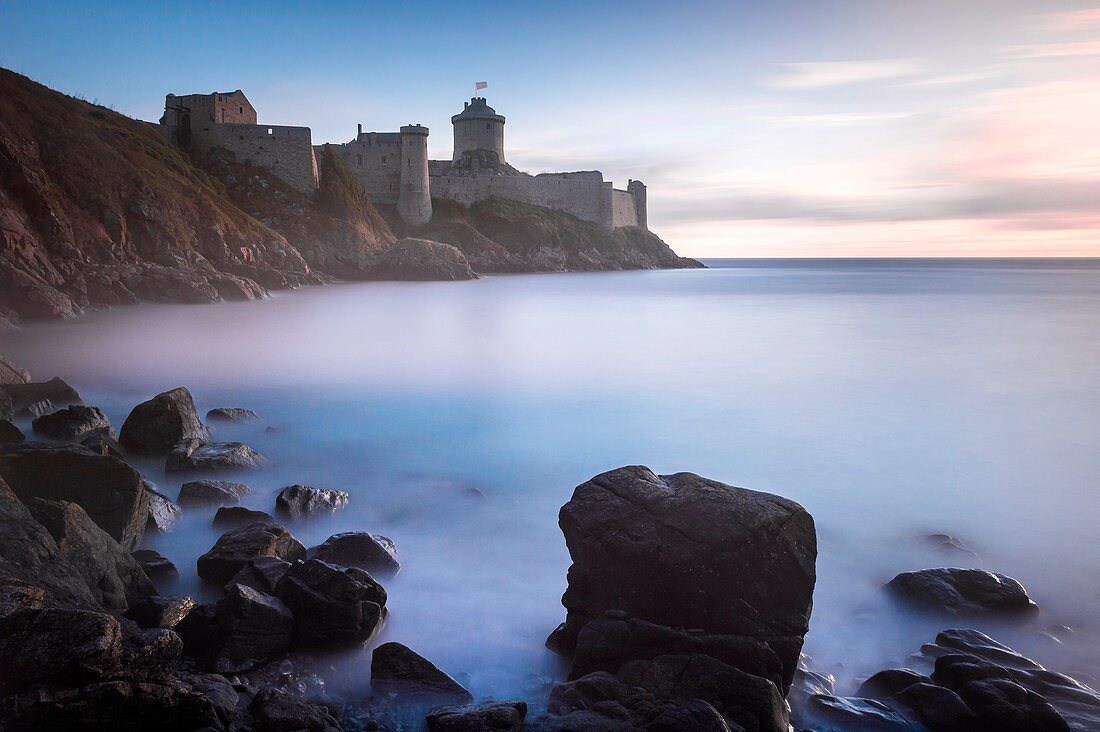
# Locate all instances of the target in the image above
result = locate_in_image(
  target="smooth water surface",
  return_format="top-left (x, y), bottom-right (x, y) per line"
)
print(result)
top-left (4, 258), bottom-right (1100, 703)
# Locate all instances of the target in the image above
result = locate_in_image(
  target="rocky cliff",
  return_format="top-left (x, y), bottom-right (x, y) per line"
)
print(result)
top-left (0, 69), bottom-right (700, 328)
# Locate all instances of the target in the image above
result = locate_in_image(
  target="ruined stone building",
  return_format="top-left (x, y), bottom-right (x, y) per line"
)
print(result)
top-left (161, 91), bottom-right (646, 231)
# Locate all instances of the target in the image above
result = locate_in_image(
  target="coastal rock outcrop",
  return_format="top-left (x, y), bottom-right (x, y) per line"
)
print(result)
top-left (206, 407), bottom-right (261, 422)
top-left (0, 356), bottom-right (30, 385)
top-left (274, 558), bottom-right (387, 647)
top-left (196, 523), bottom-right (306, 586)
top-left (310, 532), bottom-right (401, 577)
top-left (175, 583), bottom-right (293, 673)
top-left (32, 404), bottom-right (114, 440)
top-left (213, 505), bottom-right (275, 528)
top-left (131, 549), bottom-right (178, 579)
top-left (165, 439), bottom-right (267, 473)
top-left (886, 568), bottom-right (1037, 615)
top-left (0, 377), bottom-right (82, 413)
top-left (369, 642), bottom-right (473, 706)
top-left (0, 420), bottom-right (24, 444)
top-left (119, 388), bottom-right (210, 454)
top-left (275, 484), bottom-right (350, 518)
top-left (426, 701), bottom-right (527, 731)
top-left (366, 238), bottom-right (478, 281)
top-left (178, 479), bottom-right (253, 506)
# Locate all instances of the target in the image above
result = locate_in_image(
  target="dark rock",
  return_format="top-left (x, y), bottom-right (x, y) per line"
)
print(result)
top-left (275, 484), bottom-right (350, 518)
top-left (925, 533), bottom-right (980, 561)
top-left (228, 556), bottom-right (292, 593)
top-left (0, 607), bottom-right (123, 695)
top-left (166, 439), bottom-right (268, 473)
top-left (310, 531), bottom-right (400, 577)
top-left (32, 405), bottom-right (114, 440)
top-left (0, 389), bottom-right (11, 422)
top-left (119, 387), bottom-right (210, 454)
top-left (800, 694), bottom-right (915, 730)
top-left (952, 675), bottom-right (1069, 732)
top-left (26, 498), bottom-right (156, 612)
top-left (427, 701), bottom-right (527, 731)
top-left (0, 355), bottom-right (30, 384)
top-left (176, 670), bottom-right (240, 726)
top-left (646, 699), bottom-right (739, 732)
top-left (146, 485), bottom-right (182, 532)
top-left (125, 595), bottom-right (195, 629)
top-left (0, 443), bottom-right (151, 549)
top-left (196, 523), bottom-right (306, 585)
top-left (207, 407), bottom-right (261, 422)
top-left (889, 682), bottom-right (979, 731)
top-left (618, 653), bottom-right (789, 732)
top-left (177, 583), bottom-right (293, 673)
top-left (887, 568), bottom-right (1037, 615)
top-left (367, 238), bottom-right (478, 281)
top-left (79, 429), bottom-right (124, 457)
top-left (178, 479), bottom-right (253, 506)
top-left (550, 466), bottom-right (816, 693)
top-left (370, 641), bottom-right (472, 705)
top-left (249, 686), bottom-right (341, 732)
top-left (132, 548), bottom-right (179, 579)
top-left (276, 559), bottom-right (386, 647)
top-left (213, 505), bottom-right (276, 528)
top-left (0, 419), bottom-right (24, 444)
top-left (20, 398), bottom-right (54, 418)
top-left (857, 669), bottom-right (933, 701)
top-left (2, 377), bottom-right (81, 412)
top-left (789, 660), bottom-right (836, 715)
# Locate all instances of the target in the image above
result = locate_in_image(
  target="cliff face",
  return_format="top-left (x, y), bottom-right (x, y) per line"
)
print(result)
top-left (0, 69), bottom-right (699, 327)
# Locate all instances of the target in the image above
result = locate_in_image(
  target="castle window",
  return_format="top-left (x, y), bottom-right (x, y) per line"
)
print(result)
top-left (485, 122), bottom-right (490, 130)
top-left (381, 155), bottom-right (388, 166)
top-left (267, 128), bottom-right (273, 135)
top-left (357, 154), bottom-right (363, 165)
top-left (238, 106), bottom-right (244, 114)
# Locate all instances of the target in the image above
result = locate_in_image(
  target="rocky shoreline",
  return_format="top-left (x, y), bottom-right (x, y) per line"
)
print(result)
top-left (1, 359), bottom-right (1098, 731)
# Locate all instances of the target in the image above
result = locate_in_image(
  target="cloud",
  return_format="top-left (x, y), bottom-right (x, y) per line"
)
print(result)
top-left (903, 70), bottom-right (1001, 87)
top-left (762, 59), bottom-right (925, 89)
top-left (767, 112), bottom-right (914, 127)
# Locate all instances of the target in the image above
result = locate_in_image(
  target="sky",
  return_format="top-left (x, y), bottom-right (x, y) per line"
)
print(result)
top-left (1, 0), bottom-right (1098, 257)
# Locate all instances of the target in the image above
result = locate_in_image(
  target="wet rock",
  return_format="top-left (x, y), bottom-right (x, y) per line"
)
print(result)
top-left (176, 583), bottom-right (293, 673)
top-left (119, 387), bottom-right (210, 454)
top-left (0, 607), bottom-right (124, 695)
top-left (196, 523), bottom-right (306, 585)
top-left (176, 670), bottom-right (239, 726)
top-left (857, 669), bottom-right (932, 701)
top-left (166, 439), bottom-right (268, 473)
top-left (249, 686), bottom-right (341, 732)
top-left (367, 238), bottom-right (478, 281)
top-left (125, 595), bottom-right (195, 629)
top-left (646, 699), bottom-right (739, 732)
top-left (26, 498), bottom-right (156, 612)
top-left (178, 479), bottom-right (253, 506)
top-left (800, 694), bottom-right (915, 731)
top-left (146, 485), bottom-right (182, 532)
top-left (549, 466), bottom-right (816, 693)
top-left (32, 405), bottom-right (114, 440)
top-left (1, 377), bottom-right (81, 412)
top-left (890, 681), bottom-right (979, 731)
top-left (0, 355), bottom-right (30, 385)
top-left (0, 443), bottom-right (151, 549)
top-left (79, 429), bottom-right (124, 457)
top-left (131, 548), bottom-right (178, 579)
top-left (20, 398), bottom-right (54, 418)
top-left (310, 531), bottom-right (400, 577)
top-left (275, 484), bottom-right (350, 518)
top-left (0, 419), bottom-right (24, 444)
top-left (228, 556), bottom-right (291, 593)
top-left (544, 671), bottom-right (667, 730)
top-left (207, 407), bottom-right (261, 422)
top-left (213, 505), bottom-right (275, 528)
top-left (427, 700), bottom-right (527, 731)
top-left (276, 559), bottom-right (386, 647)
top-left (369, 642), bottom-right (472, 705)
top-left (790, 659), bottom-right (837, 714)
top-left (887, 568), bottom-right (1037, 615)
top-left (0, 390), bottom-right (11, 422)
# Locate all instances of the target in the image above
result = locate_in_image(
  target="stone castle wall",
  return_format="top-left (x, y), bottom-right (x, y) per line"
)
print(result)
top-left (611, 189), bottom-right (640, 228)
top-left (322, 134), bottom-right (402, 204)
top-left (202, 123), bottom-right (318, 194)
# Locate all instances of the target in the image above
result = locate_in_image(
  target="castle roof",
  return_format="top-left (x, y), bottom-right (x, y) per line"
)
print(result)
top-left (451, 97), bottom-right (505, 124)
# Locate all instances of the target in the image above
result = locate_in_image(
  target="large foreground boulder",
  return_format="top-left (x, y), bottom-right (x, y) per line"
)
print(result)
top-left (1, 377), bottom-right (81, 413)
top-left (886, 568), bottom-right (1037, 615)
top-left (0, 443), bottom-right (152, 549)
top-left (32, 405), bottom-right (114, 440)
top-left (369, 642), bottom-right (472, 706)
top-left (196, 523), bottom-right (306, 585)
top-left (367, 238), bottom-right (478, 281)
top-left (175, 583), bottom-right (292, 673)
top-left (166, 439), bottom-right (267, 473)
top-left (427, 701), bottom-right (526, 731)
top-left (119, 388), bottom-right (210, 454)
top-left (310, 531), bottom-right (400, 577)
top-left (275, 558), bottom-right (387, 647)
top-left (550, 466), bottom-right (816, 692)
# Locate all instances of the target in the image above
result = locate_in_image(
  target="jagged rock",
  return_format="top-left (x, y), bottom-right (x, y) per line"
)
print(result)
top-left (890, 682), bottom-right (979, 731)
top-left (0, 443), bottom-right (151, 549)
top-left (249, 686), bottom-right (341, 732)
top-left (427, 701), bottom-right (527, 731)
top-left (0, 607), bottom-right (124, 695)
top-left (166, 439), bottom-right (267, 472)
top-left (0, 356), bottom-right (30, 384)
top-left (175, 583), bottom-right (292, 673)
top-left (310, 531), bottom-right (400, 577)
top-left (131, 549), bottom-right (178, 579)
top-left (276, 559), bottom-right (386, 647)
top-left (646, 699), bottom-right (739, 732)
top-left (857, 669), bottom-right (932, 701)
top-left (0, 392), bottom-right (12, 422)
top-left (207, 407), bottom-right (261, 422)
top-left (887, 568), bottom-right (1037, 615)
top-left (549, 466), bottom-right (816, 693)
top-left (125, 595), bottom-right (195, 629)
top-left (176, 670), bottom-right (239, 727)
top-left (369, 642), bottom-right (472, 705)
top-left (146, 485), bottom-right (182, 532)
top-left (0, 419), bottom-right (24, 444)
top-left (274, 484), bottom-right (349, 518)
top-left (788, 659), bottom-right (836, 715)
top-left (20, 398), bottom-right (54, 418)
top-left (196, 523), bottom-right (306, 585)
top-left (32, 405), bottom-right (114, 440)
top-left (213, 505), bottom-right (275, 528)
top-left (119, 387), bottom-right (210, 454)
top-left (1, 377), bottom-right (81, 412)
top-left (367, 238), bottom-right (478, 281)
top-left (79, 430), bottom-right (124, 457)
top-left (544, 671), bottom-right (671, 731)
top-left (178, 479), bottom-right (253, 506)
top-left (800, 694), bottom-right (915, 731)
top-left (228, 556), bottom-right (292, 593)
top-left (26, 498), bottom-right (156, 612)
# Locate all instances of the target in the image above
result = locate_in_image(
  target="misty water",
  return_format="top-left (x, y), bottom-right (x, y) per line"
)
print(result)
top-left (3, 259), bottom-right (1100, 708)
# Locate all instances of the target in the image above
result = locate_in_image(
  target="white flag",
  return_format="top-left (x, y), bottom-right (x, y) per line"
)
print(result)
top-left (475, 81), bottom-right (488, 90)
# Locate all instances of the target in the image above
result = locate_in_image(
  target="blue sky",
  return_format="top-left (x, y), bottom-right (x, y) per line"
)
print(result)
top-left (2, 0), bottom-right (1097, 256)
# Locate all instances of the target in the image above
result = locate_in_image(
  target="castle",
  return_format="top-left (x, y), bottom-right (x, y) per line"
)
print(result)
top-left (161, 91), bottom-right (647, 232)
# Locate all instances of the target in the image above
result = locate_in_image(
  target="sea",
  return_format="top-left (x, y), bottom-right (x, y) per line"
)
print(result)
top-left (3, 258), bottom-right (1099, 708)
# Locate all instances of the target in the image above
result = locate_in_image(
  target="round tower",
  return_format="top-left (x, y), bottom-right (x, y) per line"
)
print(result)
top-left (451, 97), bottom-right (506, 165)
top-left (628, 179), bottom-right (648, 229)
top-left (397, 124), bottom-right (432, 227)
